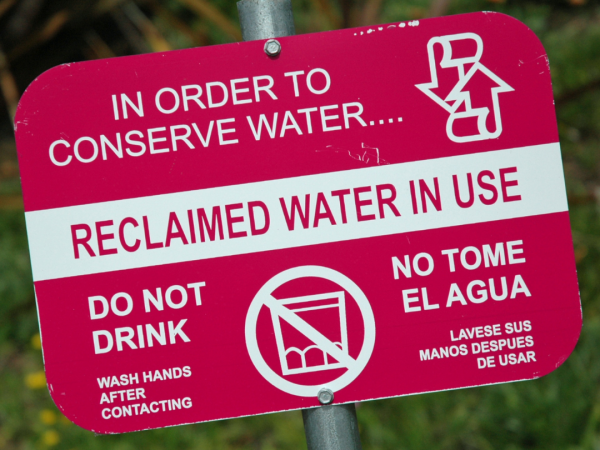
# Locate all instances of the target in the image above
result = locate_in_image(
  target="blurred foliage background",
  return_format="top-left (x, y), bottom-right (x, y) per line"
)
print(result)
top-left (0, 0), bottom-right (599, 448)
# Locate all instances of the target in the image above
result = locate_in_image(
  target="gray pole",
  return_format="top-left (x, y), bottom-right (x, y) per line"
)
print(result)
top-left (236, 2), bottom-right (363, 449)
top-left (237, 0), bottom-right (295, 41)
top-left (302, 403), bottom-right (363, 450)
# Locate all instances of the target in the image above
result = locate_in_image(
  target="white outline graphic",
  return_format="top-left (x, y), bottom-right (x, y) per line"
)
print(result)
top-left (245, 266), bottom-right (376, 397)
top-left (271, 291), bottom-right (348, 375)
top-left (416, 32), bottom-right (514, 143)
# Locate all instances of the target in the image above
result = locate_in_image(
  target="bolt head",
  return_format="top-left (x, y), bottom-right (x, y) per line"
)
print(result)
top-left (264, 39), bottom-right (281, 57)
top-left (318, 388), bottom-right (334, 405)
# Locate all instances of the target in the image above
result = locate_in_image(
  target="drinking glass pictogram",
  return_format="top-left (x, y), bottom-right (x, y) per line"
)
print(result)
top-left (270, 291), bottom-right (348, 375)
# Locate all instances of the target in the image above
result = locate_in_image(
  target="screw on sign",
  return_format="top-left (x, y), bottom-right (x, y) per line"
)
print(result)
top-left (14, 3), bottom-right (581, 448)
top-left (264, 39), bottom-right (282, 57)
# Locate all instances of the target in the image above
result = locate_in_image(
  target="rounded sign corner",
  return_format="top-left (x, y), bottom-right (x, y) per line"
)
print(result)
top-left (479, 11), bottom-right (550, 60)
top-left (15, 62), bottom-right (85, 136)
top-left (542, 316), bottom-right (583, 379)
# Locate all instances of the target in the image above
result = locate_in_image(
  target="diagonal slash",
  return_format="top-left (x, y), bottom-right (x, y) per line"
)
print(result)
top-left (262, 294), bottom-right (356, 369)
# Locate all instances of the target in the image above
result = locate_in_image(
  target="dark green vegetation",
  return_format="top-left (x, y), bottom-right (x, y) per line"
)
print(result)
top-left (0, 0), bottom-right (599, 448)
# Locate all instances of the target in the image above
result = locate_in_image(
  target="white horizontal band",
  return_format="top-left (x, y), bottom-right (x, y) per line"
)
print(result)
top-left (26, 143), bottom-right (567, 281)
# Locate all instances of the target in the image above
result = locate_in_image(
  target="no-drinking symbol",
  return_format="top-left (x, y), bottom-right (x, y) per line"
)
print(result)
top-left (245, 266), bottom-right (376, 397)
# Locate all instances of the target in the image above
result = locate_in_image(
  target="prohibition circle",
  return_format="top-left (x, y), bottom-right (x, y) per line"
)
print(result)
top-left (245, 266), bottom-right (376, 397)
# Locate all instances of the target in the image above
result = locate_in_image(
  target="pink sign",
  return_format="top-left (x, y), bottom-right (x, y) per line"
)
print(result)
top-left (15, 12), bottom-right (581, 434)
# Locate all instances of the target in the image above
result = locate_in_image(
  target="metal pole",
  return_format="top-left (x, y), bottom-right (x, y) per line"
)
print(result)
top-left (237, 0), bottom-right (295, 41)
top-left (302, 403), bottom-right (363, 450)
top-left (236, 2), bottom-right (363, 449)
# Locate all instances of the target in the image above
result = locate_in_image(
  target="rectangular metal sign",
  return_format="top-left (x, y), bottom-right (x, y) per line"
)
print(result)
top-left (15, 12), bottom-right (581, 434)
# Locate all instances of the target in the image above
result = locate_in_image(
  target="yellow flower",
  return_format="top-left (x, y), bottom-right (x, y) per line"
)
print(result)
top-left (42, 430), bottom-right (60, 446)
top-left (31, 333), bottom-right (42, 350)
top-left (25, 371), bottom-right (46, 389)
top-left (59, 414), bottom-right (72, 425)
top-left (40, 409), bottom-right (57, 425)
